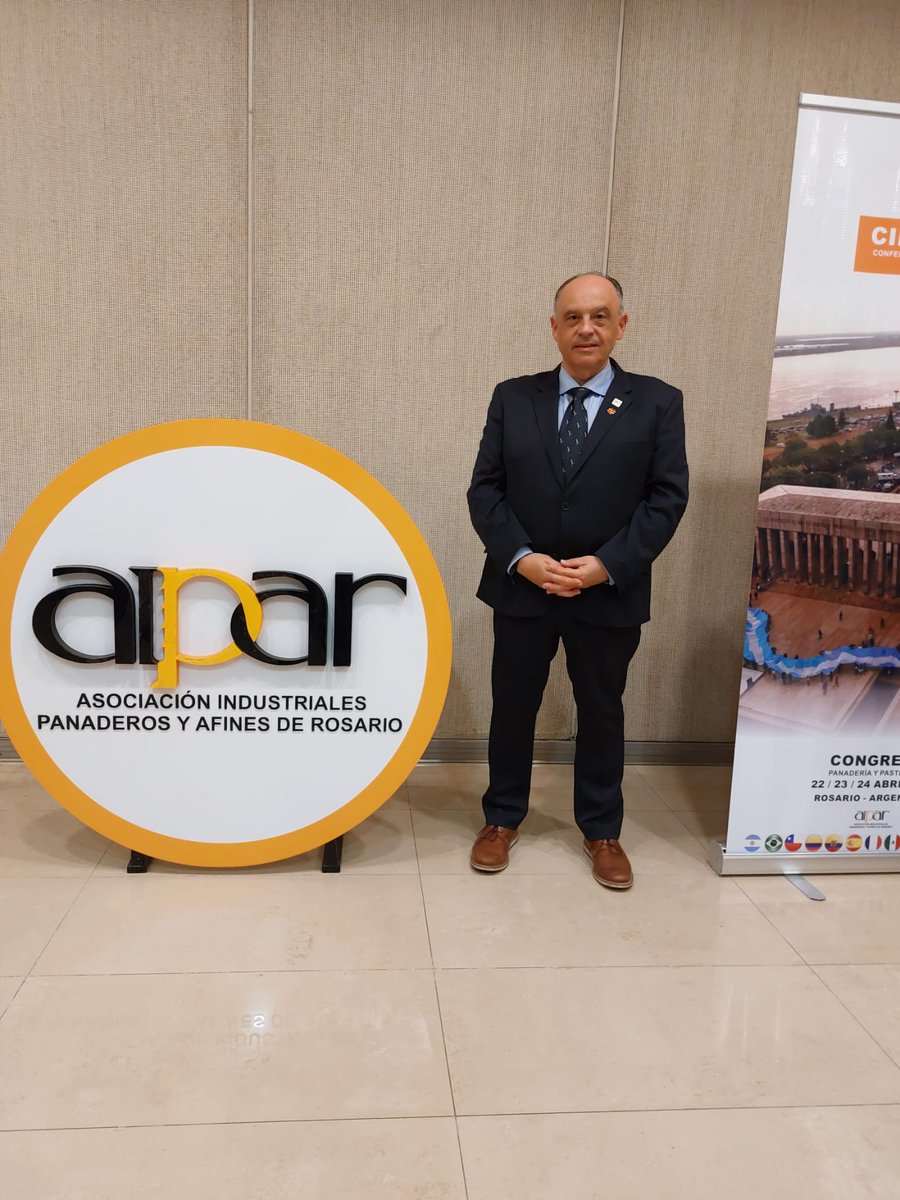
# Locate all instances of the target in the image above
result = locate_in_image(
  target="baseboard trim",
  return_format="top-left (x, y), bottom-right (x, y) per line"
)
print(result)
top-left (422, 739), bottom-right (734, 765)
top-left (0, 734), bottom-right (734, 768)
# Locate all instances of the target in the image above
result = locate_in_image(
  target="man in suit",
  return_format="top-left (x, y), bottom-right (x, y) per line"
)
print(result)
top-left (466, 272), bottom-right (688, 888)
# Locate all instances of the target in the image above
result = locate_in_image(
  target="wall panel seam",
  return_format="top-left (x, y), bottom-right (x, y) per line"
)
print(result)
top-left (601, 0), bottom-right (626, 275)
top-left (247, 0), bottom-right (255, 421)
top-left (567, 0), bottom-right (628, 742)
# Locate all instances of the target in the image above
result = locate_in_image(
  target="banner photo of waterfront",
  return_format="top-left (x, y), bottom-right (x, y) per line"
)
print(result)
top-left (769, 340), bottom-right (900, 421)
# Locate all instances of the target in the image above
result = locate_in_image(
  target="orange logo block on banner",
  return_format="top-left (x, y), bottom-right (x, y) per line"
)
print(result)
top-left (854, 215), bottom-right (900, 275)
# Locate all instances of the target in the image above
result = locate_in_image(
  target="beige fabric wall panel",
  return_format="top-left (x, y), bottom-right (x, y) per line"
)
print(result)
top-left (10, 1), bottom-right (889, 750)
top-left (1, 0), bottom-right (247, 546)
top-left (608, 0), bottom-right (900, 743)
top-left (253, 0), bottom-right (622, 738)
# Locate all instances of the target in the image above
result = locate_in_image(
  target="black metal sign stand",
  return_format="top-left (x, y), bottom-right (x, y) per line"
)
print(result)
top-left (126, 834), bottom-right (344, 875)
top-left (320, 835), bottom-right (343, 872)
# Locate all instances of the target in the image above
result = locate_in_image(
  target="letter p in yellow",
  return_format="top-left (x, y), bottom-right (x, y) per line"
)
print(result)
top-left (153, 568), bottom-right (263, 689)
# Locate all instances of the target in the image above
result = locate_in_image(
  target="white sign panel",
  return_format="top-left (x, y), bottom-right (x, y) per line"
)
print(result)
top-left (0, 421), bottom-right (451, 866)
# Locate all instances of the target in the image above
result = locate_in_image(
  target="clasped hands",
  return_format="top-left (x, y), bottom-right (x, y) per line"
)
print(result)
top-left (516, 553), bottom-right (608, 596)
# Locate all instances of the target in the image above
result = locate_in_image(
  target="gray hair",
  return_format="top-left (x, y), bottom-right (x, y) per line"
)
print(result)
top-left (554, 272), bottom-right (625, 314)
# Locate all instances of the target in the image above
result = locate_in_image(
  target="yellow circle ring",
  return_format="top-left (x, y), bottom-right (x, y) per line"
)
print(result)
top-left (0, 419), bottom-right (452, 867)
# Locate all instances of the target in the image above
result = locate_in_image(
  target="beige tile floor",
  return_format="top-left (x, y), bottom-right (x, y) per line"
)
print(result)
top-left (2, 758), bottom-right (900, 1198)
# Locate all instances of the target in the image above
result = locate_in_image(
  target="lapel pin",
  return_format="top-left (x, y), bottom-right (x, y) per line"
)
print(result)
top-left (607, 407), bottom-right (616, 415)
top-left (611, 398), bottom-right (622, 408)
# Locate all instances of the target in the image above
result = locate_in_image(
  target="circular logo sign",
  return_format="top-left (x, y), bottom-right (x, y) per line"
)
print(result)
top-left (0, 420), bottom-right (451, 866)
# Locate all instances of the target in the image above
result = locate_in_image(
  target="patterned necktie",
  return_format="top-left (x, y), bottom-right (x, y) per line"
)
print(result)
top-left (560, 386), bottom-right (590, 478)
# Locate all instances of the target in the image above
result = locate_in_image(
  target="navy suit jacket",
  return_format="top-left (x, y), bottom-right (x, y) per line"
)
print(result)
top-left (467, 358), bottom-right (689, 626)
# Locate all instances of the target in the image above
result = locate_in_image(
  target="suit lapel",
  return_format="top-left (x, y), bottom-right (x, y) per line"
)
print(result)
top-left (567, 360), bottom-right (633, 483)
top-left (531, 367), bottom-right (565, 486)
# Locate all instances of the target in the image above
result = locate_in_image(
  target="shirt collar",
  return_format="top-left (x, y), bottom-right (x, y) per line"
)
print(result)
top-left (559, 360), bottom-right (614, 397)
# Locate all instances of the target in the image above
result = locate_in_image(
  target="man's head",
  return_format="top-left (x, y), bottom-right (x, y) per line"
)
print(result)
top-left (550, 273), bottom-right (627, 383)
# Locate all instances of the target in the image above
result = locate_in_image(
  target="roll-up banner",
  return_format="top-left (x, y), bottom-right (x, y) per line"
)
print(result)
top-left (715, 93), bottom-right (900, 876)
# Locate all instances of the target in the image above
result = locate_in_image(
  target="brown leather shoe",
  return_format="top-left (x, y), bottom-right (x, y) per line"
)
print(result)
top-left (583, 838), bottom-right (633, 889)
top-left (470, 825), bottom-right (519, 872)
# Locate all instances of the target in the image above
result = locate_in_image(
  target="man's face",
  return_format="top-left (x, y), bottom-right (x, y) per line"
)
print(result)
top-left (550, 276), bottom-right (628, 382)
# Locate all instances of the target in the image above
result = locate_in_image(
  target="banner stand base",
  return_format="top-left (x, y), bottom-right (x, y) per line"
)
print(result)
top-left (127, 850), bottom-right (153, 874)
top-left (786, 875), bottom-right (826, 901)
top-left (709, 841), bottom-right (900, 876)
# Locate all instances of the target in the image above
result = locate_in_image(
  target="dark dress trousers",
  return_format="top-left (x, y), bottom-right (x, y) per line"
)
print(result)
top-left (467, 358), bottom-right (689, 839)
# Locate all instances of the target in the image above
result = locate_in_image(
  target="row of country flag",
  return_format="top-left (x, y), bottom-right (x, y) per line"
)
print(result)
top-left (744, 833), bottom-right (900, 854)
